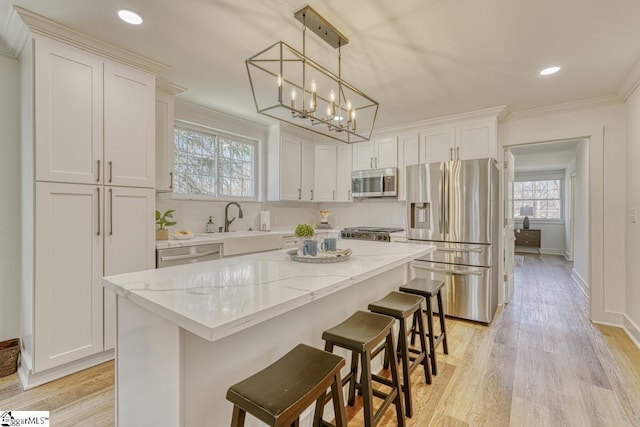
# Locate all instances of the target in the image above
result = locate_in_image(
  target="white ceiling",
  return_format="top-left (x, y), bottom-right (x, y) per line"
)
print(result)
top-left (509, 139), bottom-right (583, 173)
top-left (2, 0), bottom-right (640, 130)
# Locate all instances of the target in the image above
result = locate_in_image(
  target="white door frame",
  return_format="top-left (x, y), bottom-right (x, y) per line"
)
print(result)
top-left (500, 125), bottom-right (611, 324)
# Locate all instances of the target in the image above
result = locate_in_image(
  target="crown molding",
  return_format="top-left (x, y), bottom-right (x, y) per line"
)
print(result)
top-left (157, 78), bottom-right (187, 95)
top-left (505, 95), bottom-right (623, 121)
top-left (1, 7), bottom-right (30, 57)
top-left (12, 6), bottom-right (170, 75)
top-left (616, 56), bottom-right (640, 101)
top-left (374, 105), bottom-right (507, 136)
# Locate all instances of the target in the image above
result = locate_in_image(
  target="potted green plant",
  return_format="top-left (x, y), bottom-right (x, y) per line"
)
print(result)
top-left (294, 223), bottom-right (316, 256)
top-left (156, 209), bottom-right (177, 240)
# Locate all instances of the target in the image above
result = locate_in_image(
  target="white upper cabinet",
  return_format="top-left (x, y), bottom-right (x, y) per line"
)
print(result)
top-left (301, 141), bottom-right (315, 201)
top-left (336, 144), bottom-right (353, 202)
top-left (421, 119), bottom-right (497, 163)
top-left (155, 91), bottom-right (175, 192)
top-left (352, 137), bottom-right (398, 170)
top-left (104, 62), bottom-right (156, 188)
top-left (420, 127), bottom-right (455, 163)
top-left (33, 37), bottom-right (156, 188)
top-left (398, 132), bottom-right (420, 201)
top-left (279, 134), bottom-right (303, 201)
top-left (35, 37), bottom-right (103, 184)
top-left (313, 144), bottom-right (337, 202)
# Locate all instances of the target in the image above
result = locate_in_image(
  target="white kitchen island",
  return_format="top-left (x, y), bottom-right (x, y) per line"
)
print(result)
top-left (102, 240), bottom-right (435, 427)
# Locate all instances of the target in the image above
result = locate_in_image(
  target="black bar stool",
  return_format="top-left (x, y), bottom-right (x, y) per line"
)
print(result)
top-left (226, 343), bottom-right (347, 427)
top-left (400, 278), bottom-right (449, 375)
top-left (316, 310), bottom-right (405, 427)
top-left (368, 291), bottom-right (431, 418)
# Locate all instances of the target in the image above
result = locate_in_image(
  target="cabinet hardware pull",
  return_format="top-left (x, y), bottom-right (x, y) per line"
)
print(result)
top-left (348, 189), bottom-right (351, 200)
top-left (450, 147), bottom-right (453, 161)
top-left (311, 189), bottom-right (314, 200)
top-left (457, 147), bottom-right (460, 160)
top-left (109, 188), bottom-right (113, 235)
top-left (375, 157), bottom-right (378, 168)
top-left (97, 160), bottom-right (101, 182)
top-left (333, 190), bottom-right (335, 201)
top-left (298, 188), bottom-right (301, 200)
top-left (169, 172), bottom-right (173, 189)
top-left (97, 187), bottom-right (101, 236)
top-left (108, 161), bottom-right (113, 183)
top-left (370, 157), bottom-right (373, 169)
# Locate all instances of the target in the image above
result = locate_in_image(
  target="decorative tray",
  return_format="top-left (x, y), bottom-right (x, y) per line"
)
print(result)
top-left (287, 249), bottom-right (352, 263)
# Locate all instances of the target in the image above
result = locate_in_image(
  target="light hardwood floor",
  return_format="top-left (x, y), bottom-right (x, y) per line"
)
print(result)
top-left (1, 254), bottom-right (639, 426)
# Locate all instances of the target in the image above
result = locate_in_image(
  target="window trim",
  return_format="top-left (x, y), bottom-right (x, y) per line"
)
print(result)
top-left (172, 120), bottom-right (260, 201)
top-left (513, 176), bottom-right (564, 220)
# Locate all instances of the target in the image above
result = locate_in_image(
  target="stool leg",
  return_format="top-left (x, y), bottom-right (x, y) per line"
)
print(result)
top-left (347, 350), bottom-right (359, 406)
top-left (386, 332), bottom-right (406, 427)
top-left (360, 351), bottom-right (375, 427)
top-left (425, 297), bottom-right (438, 375)
top-left (415, 310), bottom-right (432, 385)
top-left (397, 317), bottom-right (413, 418)
top-left (437, 291), bottom-right (449, 354)
top-left (331, 371), bottom-right (347, 427)
top-left (230, 406), bottom-right (246, 427)
top-left (409, 314), bottom-right (418, 346)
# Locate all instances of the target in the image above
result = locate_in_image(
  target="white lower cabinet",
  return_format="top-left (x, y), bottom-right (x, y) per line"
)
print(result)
top-left (33, 182), bottom-right (154, 370)
top-left (103, 187), bottom-right (155, 350)
top-left (34, 183), bottom-right (104, 372)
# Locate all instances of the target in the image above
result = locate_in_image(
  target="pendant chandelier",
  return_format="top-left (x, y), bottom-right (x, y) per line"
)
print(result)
top-left (246, 6), bottom-right (379, 143)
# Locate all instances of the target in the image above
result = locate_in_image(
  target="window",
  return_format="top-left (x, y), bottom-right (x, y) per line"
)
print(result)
top-left (514, 179), bottom-right (562, 219)
top-left (173, 126), bottom-right (256, 199)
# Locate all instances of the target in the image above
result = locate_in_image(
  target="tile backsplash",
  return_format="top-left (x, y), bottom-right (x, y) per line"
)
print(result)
top-left (156, 194), bottom-right (408, 233)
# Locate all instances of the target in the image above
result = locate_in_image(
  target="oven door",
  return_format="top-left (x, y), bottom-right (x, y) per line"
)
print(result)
top-left (411, 260), bottom-right (497, 324)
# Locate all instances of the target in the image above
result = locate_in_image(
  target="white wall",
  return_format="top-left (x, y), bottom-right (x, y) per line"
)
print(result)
top-left (0, 53), bottom-right (20, 342)
top-left (625, 86), bottom-right (640, 344)
top-left (500, 101), bottom-right (627, 325)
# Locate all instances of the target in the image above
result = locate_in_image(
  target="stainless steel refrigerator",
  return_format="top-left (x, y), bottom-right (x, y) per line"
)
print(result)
top-left (406, 159), bottom-right (499, 324)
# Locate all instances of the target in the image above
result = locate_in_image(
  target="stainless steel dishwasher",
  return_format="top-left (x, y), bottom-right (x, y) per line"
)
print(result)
top-left (156, 243), bottom-right (222, 268)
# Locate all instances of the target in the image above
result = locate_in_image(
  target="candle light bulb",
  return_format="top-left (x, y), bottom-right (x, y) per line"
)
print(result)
top-left (310, 80), bottom-right (317, 112)
top-left (311, 80), bottom-right (317, 93)
top-left (277, 74), bottom-right (282, 87)
top-left (277, 74), bottom-right (283, 103)
top-left (330, 89), bottom-right (335, 101)
top-left (290, 88), bottom-right (296, 110)
top-left (326, 104), bottom-right (332, 117)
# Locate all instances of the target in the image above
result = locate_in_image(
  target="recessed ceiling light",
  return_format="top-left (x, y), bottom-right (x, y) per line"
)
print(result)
top-left (117, 9), bottom-right (143, 25)
top-left (540, 66), bottom-right (560, 76)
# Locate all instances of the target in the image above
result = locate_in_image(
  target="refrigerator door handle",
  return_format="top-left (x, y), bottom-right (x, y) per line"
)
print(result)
top-left (444, 164), bottom-right (449, 236)
top-left (411, 262), bottom-right (483, 276)
top-left (438, 247), bottom-right (483, 253)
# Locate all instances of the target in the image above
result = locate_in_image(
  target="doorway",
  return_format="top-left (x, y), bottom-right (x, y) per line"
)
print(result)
top-left (503, 138), bottom-right (589, 301)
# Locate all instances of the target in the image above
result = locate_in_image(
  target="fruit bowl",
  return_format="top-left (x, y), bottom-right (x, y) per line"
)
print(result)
top-left (172, 230), bottom-right (194, 240)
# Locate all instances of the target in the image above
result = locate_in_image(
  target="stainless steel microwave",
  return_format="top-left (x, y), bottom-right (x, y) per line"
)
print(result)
top-left (351, 167), bottom-right (398, 198)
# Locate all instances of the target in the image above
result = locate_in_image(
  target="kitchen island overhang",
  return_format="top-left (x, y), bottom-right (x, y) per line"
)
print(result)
top-left (103, 240), bottom-right (435, 426)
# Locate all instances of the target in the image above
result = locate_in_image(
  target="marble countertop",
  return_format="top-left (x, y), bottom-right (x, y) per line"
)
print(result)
top-left (104, 240), bottom-right (435, 342)
top-left (155, 229), bottom-right (342, 249)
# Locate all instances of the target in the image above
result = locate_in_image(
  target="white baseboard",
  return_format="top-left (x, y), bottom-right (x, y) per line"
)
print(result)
top-left (563, 250), bottom-right (573, 261)
top-left (540, 248), bottom-right (565, 255)
top-left (571, 268), bottom-right (589, 298)
top-left (623, 314), bottom-right (640, 351)
top-left (18, 350), bottom-right (114, 390)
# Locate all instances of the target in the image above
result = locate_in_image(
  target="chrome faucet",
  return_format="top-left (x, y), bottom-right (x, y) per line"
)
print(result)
top-left (224, 202), bottom-right (243, 232)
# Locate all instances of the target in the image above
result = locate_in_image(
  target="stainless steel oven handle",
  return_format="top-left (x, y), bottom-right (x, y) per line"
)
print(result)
top-left (160, 251), bottom-right (219, 262)
top-left (411, 262), bottom-right (483, 276)
top-left (437, 247), bottom-right (483, 253)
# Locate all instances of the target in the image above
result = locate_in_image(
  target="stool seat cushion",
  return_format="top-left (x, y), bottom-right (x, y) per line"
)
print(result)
top-left (322, 311), bottom-right (395, 353)
top-left (368, 291), bottom-right (423, 318)
top-left (226, 344), bottom-right (345, 426)
top-left (400, 278), bottom-right (445, 297)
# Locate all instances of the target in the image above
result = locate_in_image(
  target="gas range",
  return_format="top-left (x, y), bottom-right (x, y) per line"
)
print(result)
top-left (340, 227), bottom-right (404, 242)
